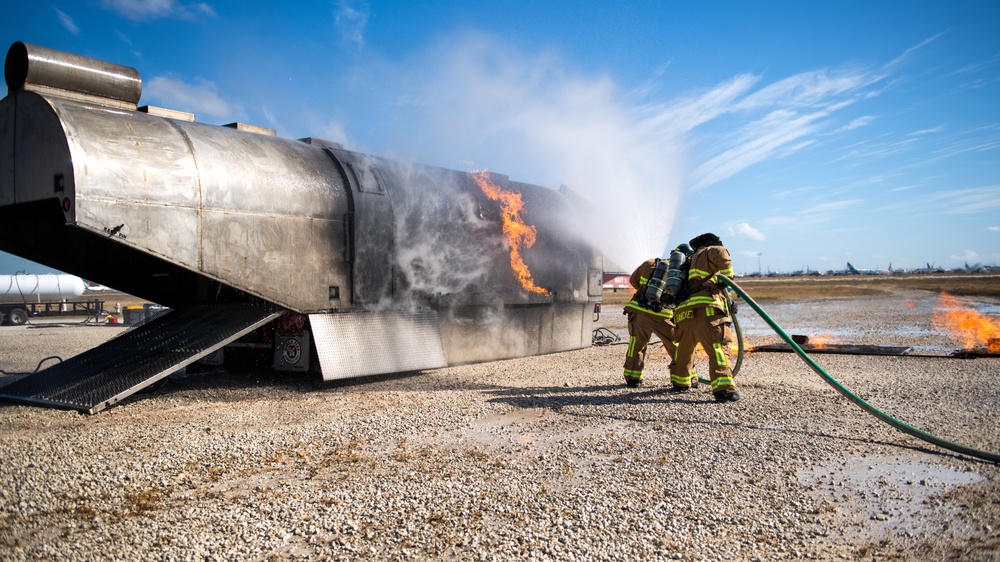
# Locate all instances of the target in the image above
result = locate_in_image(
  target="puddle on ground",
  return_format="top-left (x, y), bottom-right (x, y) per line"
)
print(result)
top-left (800, 454), bottom-right (982, 491)
top-left (799, 455), bottom-right (983, 540)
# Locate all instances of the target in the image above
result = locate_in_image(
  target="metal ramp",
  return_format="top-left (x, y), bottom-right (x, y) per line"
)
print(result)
top-left (0, 303), bottom-right (283, 414)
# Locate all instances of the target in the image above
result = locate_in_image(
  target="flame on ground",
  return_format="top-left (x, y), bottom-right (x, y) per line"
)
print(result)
top-left (807, 334), bottom-right (838, 349)
top-left (471, 171), bottom-right (551, 296)
top-left (932, 292), bottom-right (1000, 352)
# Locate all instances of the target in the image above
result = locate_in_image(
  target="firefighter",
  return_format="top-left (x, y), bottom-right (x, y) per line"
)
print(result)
top-left (669, 232), bottom-right (740, 402)
top-left (621, 245), bottom-right (696, 388)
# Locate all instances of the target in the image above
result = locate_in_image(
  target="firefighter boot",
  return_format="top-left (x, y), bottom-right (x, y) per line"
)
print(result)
top-left (713, 391), bottom-right (741, 403)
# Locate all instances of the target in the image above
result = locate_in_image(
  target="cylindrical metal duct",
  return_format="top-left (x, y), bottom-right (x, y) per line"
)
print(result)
top-left (4, 41), bottom-right (141, 105)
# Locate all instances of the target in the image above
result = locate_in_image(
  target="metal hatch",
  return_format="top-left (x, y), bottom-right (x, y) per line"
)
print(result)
top-left (309, 310), bottom-right (447, 380)
top-left (0, 302), bottom-right (283, 414)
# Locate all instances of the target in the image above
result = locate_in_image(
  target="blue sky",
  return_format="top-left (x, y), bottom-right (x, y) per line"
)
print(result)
top-left (2, 0), bottom-right (998, 275)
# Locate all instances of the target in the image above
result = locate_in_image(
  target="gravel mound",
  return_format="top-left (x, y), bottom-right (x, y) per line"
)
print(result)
top-left (1, 290), bottom-right (998, 561)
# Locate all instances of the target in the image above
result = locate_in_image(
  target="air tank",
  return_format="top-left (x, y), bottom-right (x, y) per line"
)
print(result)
top-left (664, 249), bottom-right (688, 298)
top-left (0, 274), bottom-right (85, 302)
top-left (643, 259), bottom-right (669, 304)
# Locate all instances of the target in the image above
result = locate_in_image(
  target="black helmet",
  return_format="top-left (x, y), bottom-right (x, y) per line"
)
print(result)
top-left (689, 232), bottom-right (722, 250)
top-left (675, 243), bottom-right (694, 256)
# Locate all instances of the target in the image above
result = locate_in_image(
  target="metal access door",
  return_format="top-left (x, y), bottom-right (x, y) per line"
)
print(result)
top-left (324, 148), bottom-right (395, 307)
top-left (0, 302), bottom-right (283, 413)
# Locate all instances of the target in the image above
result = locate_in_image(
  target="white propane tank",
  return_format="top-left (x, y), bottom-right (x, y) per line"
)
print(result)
top-left (0, 274), bottom-right (86, 302)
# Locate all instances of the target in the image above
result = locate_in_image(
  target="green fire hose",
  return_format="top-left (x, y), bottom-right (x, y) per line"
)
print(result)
top-left (717, 274), bottom-right (999, 463)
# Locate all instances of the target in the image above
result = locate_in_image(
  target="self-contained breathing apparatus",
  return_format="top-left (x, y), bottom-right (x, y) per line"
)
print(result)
top-left (635, 244), bottom-right (694, 313)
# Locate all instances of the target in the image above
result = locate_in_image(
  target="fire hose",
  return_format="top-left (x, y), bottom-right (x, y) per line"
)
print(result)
top-left (718, 274), bottom-right (1000, 464)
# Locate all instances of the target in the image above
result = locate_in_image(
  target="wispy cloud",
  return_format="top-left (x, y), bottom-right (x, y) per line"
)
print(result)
top-left (988, 226), bottom-right (1000, 232)
top-left (908, 125), bottom-right (945, 136)
top-left (736, 68), bottom-right (876, 111)
top-left (54, 8), bottom-right (79, 35)
top-left (885, 32), bottom-right (944, 68)
top-left (689, 108), bottom-right (828, 191)
top-left (728, 222), bottom-right (766, 241)
top-left (335, 0), bottom-right (369, 49)
top-left (939, 185), bottom-right (1000, 214)
top-left (877, 185), bottom-right (1000, 216)
top-left (668, 65), bottom-right (894, 191)
top-left (100, 0), bottom-right (216, 21)
top-left (144, 75), bottom-right (233, 121)
top-left (947, 53), bottom-right (1000, 76)
top-left (831, 115), bottom-right (876, 134)
top-left (949, 249), bottom-right (978, 262)
top-left (763, 199), bottom-right (862, 229)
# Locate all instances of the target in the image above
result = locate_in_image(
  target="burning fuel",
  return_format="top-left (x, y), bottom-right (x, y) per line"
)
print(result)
top-left (805, 333), bottom-right (837, 349)
top-left (471, 171), bottom-right (551, 296)
top-left (932, 292), bottom-right (1000, 353)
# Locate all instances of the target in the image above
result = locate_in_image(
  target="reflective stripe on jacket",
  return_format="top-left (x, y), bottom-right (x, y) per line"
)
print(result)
top-left (675, 245), bottom-right (733, 316)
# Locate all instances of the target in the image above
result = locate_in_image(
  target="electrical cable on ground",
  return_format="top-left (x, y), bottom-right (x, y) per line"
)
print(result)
top-left (718, 274), bottom-right (999, 464)
top-left (0, 355), bottom-right (63, 376)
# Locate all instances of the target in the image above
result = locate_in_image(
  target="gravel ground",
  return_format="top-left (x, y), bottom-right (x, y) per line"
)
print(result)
top-left (0, 290), bottom-right (998, 561)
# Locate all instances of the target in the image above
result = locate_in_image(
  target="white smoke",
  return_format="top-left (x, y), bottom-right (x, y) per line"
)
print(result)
top-left (346, 31), bottom-right (893, 273)
top-left (382, 32), bottom-right (687, 271)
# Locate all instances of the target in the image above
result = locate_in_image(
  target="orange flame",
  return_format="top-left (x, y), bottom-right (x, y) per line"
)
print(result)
top-left (932, 292), bottom-right (1000, 352)
top-left (808, 334), bottom-right (838, 349)
top-left (692, 341), bottom-right (742, 358)
top-left (471, 170), bottom-right (551, 296)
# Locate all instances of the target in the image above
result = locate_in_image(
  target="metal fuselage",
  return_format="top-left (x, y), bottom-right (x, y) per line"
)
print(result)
top-left (0, 42), bottom-right (602, 386)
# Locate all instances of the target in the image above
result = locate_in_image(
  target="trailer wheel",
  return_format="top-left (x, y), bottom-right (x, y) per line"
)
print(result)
top-left (6, 308), bottom-right (28, 325)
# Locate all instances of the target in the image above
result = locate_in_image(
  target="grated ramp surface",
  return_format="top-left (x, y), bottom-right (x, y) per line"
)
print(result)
top-left (0, 303), bottom-right (283, 413)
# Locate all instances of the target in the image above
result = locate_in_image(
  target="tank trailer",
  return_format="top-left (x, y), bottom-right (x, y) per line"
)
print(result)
top-left (0, 42), bottom-right (602, 413)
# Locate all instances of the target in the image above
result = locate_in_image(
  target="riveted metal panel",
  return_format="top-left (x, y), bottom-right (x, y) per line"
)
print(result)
top-left (309, 310), bottom-right (447, 380)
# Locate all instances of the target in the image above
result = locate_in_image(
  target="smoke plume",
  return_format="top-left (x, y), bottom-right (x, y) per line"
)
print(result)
top-left (376, 32), bottom-right (687, 271)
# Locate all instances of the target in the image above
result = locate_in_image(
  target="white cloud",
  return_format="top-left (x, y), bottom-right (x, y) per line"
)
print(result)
top-left (908, 125), bottom-right (945, 136)
top-left (335, 0), bottom-right (369, 49)
top-left (54, 8), bottom-right (79, 35)
top-left (669, 64), bottom-right (892, 191)
top-left (689, 108), bottom-right (827, 190)
top-left (885, 33), bottom-right (944, 69)
top-left (736, 68), bottom-right (874, 111)
top-left (987, 226), bottom-right (1000, 232)
top-left (949, 249), bottom-right (978, 262)
top-left (832, 115), bottom-right (876, 133)
top-left (144, 75), bottom-right (233, 121)
top-left (100, 0), bottom-right (216, 21)
top-left (939, 185), bottom-right (1000, 214)
top-left (764, 199), bottom-right (862, 230)
top-left (728, 222), bottom-right (766, 241)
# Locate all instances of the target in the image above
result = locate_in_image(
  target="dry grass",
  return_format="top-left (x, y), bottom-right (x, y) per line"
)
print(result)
top-left (602, 273), bottom-right (1000, 303)
top-left (73, 274), bottom-right (1000, 309)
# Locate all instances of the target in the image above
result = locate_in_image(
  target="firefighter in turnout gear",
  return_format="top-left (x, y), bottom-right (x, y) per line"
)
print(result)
top-left (622, 245), bottom-right (695, 388)
top-left (669, 233), bottom-right (740, 402)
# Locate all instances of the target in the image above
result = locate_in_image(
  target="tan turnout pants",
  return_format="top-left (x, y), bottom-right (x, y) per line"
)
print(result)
top-left (670, 306), bottom-right (735, 393)
top-left (623, 309), bottom-right (677, 384)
